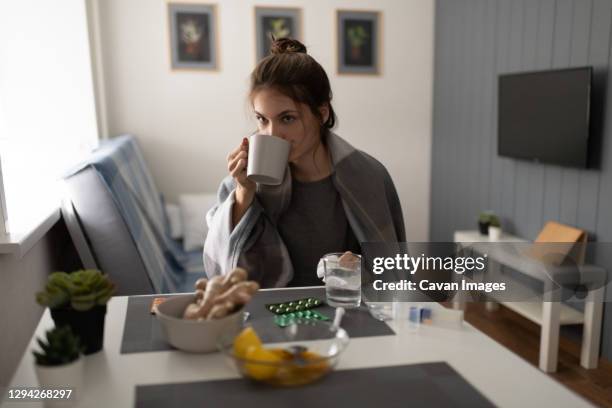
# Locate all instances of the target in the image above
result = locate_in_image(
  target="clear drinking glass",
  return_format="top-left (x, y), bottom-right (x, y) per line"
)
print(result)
top-left (323, 252), bottom-right (361, 308)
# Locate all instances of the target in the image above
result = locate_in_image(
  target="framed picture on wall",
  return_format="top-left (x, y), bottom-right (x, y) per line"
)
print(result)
top-left (336, 10), bottom-right (381, 75)
top-left (167, 3), bottom-right (218, 70)
top-left (254, 7), bottom-right (302, 61)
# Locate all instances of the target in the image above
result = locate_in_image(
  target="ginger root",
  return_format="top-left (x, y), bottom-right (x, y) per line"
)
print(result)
top-left (183, 302), bottom-right (203, 320)
top-left (222, 268), bottom-right (248, 289)
top-left (195, 278), bottom-right (208, 291)
top-left (206, 281), bottom-right (259, 320)
top-left (197, 275), bottom-right (225, 317)
top-left (183, 268), bottom-right (257, 320)
top-left (207, 300), bottom-right (236, 320)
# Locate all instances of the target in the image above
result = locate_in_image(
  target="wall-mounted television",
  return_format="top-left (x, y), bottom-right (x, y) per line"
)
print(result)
top-left (498, 66), bottom-right (592, 168)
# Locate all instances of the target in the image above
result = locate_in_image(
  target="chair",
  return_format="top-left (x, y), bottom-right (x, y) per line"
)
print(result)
top-left (62, 135), bottom-right (205, 295)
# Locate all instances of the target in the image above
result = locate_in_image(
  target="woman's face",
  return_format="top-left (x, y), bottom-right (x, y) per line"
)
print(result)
top-left (252, 88), bottom-right (328, 163)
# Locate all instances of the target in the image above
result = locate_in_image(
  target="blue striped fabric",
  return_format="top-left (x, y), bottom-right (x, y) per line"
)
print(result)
top-left (66, 135), bottom-right (205, 293)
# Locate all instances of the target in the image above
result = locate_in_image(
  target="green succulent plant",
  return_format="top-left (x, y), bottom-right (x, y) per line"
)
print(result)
top-left (488, 215), bottom-right (501, 228)
top-left (33, 326), bottom-right (83, 366)
top-left (478, 211), bottom-right (493, 223)
top-left (478, 212), bottom-right (501, 227)
top-left (36, 269), bottom-right (116, 311)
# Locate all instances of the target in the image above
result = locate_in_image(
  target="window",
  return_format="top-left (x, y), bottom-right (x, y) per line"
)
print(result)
top-left (0, 0), bottom-right (99, 234)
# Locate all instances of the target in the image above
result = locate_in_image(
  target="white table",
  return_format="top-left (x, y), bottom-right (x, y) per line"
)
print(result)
top-left (3, 288), bottom-right (594, 407)
top-left (454, 230), bottom-right (606, 373)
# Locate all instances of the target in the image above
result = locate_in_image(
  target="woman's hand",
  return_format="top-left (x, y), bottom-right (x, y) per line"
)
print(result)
top-left (338, 251), bottom-right (360, 268)
top-left (228, 137), bottom-right (256, 227)
top-left (227, 137), bottom-right (256, 193)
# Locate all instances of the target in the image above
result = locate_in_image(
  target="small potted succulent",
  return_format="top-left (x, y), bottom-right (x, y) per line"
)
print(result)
top-left (478, 211), bottom-right (493, 235)
top-left (33, 326), bottom-right (84, 401)
top-left (36, 269), bottom-right (116, 354)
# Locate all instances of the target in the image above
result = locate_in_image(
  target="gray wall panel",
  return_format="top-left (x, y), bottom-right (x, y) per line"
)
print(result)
top-left (456, 0), bottom-right (473, 232)
top-left (513, 0), bottom-right (533, 238)
top-left (490, 0), bottom-right (511, 215)
top-left (478, 0), bottom-right (498, 215)
top-left (466, 0), bottom-right (486, 230)
top-left (430, 0), bottom-right (447, 240)
top-left (431, 0), bottom-right (612, 360)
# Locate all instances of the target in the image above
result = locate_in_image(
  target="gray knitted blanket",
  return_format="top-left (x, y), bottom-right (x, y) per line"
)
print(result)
top-left (203, 132), bottom-right (406, 287)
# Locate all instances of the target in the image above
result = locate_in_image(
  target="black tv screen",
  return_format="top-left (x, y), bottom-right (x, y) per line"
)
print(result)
top-left (498, 67), bottom-right (592, 168)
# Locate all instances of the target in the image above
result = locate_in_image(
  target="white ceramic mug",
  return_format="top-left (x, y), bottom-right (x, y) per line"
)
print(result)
top-left (246, 134), bottom-right (291, 185)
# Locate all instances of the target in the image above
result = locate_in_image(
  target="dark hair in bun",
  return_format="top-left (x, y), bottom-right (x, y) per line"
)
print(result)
top-left (269, 37), bottom-right (307, 55)
top-left (250, 38), bottom-right (337, 141)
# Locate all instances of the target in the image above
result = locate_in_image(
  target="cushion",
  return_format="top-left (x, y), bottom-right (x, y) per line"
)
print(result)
top-left (179, 193), bottom-right (218, 251)
top-left (165, 203), bottom-right (183, 239)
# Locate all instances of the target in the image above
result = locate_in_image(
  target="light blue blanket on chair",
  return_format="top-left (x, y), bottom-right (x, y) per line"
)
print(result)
top-left (67, 135), bottom-right (204, 293)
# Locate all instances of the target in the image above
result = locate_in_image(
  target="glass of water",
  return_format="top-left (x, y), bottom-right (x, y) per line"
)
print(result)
top-left (323, 252), bottom-right (361, 308)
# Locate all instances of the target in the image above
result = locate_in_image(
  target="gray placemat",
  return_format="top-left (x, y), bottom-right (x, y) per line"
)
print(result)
top-left (121, 287), bottom-right (395, 354)
top-left (135, 362), bottom-right (494, 408)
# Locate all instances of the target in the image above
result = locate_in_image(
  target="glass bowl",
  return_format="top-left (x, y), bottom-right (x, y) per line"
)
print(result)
top-left (217, 320), bottom-right (350, 386)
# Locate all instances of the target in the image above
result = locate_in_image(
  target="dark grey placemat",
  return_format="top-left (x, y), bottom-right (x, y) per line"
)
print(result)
top-left (135, 362), bottom-right (494, 408)
top-left (121, 287), bottom-right (395, 354)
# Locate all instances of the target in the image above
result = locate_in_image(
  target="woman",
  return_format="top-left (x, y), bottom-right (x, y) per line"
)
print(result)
top-left (203, 38), bottom-right (405, 287)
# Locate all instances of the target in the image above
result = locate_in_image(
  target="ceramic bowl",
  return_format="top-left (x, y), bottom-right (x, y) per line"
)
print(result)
top-left (155, 294), bottom-right (243, 353)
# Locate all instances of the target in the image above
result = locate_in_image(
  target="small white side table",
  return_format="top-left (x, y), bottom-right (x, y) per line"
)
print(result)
top-left (453, 230), bottom-right (606, 373)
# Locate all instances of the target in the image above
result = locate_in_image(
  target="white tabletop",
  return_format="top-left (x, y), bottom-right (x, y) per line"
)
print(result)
top-left (454, 230), bottom-right (529, 243)
top-left (3, 288), bottom-right (593, 407)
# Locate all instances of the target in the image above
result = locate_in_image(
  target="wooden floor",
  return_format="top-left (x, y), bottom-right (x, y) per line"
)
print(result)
top-left (462, 303), bottom-right (612, 408)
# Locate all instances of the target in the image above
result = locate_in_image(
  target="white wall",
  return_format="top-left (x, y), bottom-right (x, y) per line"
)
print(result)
top-left (96, 0), bottom-right (434, 241)
top-left (0, 222), bottom-right (79, 391)
top-left (0, 238), bottom-right (52, 390)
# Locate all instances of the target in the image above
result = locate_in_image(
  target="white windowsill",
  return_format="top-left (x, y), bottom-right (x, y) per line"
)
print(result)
top-left (0, 205), bottom-right (61, 258)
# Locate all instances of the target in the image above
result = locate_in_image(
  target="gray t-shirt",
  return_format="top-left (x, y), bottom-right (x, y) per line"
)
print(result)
top-left (277, 175), bottom-right (360, 287)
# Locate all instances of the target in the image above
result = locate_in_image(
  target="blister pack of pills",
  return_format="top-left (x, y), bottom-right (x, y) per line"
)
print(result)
top-left (273, 310), bottom-right (331, 327)
top-left (265, 297), bottom-right (323, 315)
